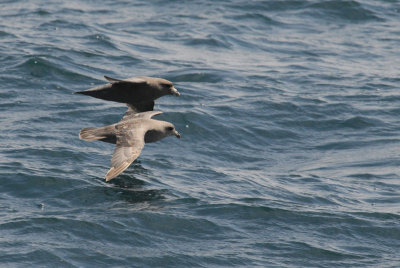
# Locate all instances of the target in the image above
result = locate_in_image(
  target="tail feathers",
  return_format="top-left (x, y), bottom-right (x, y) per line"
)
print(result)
top-left (79, 127), bottom-right (107, 141)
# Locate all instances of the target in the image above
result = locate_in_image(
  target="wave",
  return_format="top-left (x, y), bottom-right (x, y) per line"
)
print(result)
top-left (307, 0), bottom-right (384, 22)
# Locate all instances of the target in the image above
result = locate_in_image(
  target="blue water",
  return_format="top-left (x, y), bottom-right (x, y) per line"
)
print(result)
top-left (1, 0), bottom-right (400, 267)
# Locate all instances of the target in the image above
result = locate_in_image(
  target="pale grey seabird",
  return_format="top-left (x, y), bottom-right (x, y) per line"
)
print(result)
top-left (79, 111), bottom-right (181, 181)
top-left (75, 76), bottom-right (180, 113)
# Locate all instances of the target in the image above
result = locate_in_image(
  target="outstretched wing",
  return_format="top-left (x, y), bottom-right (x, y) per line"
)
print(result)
top-left (105, 125), bottom-right (146, 181)
top-left (120, 107), bottom-right (162, 122)
top-left (74, 76), bottom-right (151, 105)
top-left (105, 143), bottom-right (144, 181)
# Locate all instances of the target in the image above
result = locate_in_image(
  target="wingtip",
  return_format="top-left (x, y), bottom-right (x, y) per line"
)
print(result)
top-left (104, 75), bottom-right (122, 83)
top-left (105, 169), bottom-right (115, 182)
top-left (105, 161), bottom-right (132, 182)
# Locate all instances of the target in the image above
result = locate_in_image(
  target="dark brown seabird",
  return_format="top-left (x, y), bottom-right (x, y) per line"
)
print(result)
top-left (75, 75), bottom-right (180, 113)
top-left (79, 111), bottom-right (181, 181)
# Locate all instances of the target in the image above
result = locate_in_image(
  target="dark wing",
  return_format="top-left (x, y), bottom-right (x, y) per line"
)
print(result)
top-left (105, 123), bottom-right (146, 181)
top-left (127, 101), bottom-right (155, 114)
top-left (75, 77), bottom-right (154, 105)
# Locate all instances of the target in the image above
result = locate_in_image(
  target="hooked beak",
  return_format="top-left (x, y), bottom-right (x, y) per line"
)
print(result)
top-left (174, 130), bottom-right (181, 139)
top-left (171, 87), bottom-right (180, 96)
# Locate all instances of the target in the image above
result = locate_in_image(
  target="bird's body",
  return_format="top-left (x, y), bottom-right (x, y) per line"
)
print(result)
top-left (79, 111), bottom-right (180, 181)
top-left (75, 76), bottom-right (180, 113)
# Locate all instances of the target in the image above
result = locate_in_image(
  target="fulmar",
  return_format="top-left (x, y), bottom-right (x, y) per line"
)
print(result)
top-left (75, 76), bottom-right (180, 113)
top-left (79, 111), bottom-right (181, 181)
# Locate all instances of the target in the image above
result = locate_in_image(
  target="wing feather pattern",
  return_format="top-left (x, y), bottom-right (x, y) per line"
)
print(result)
top-left (105, 125), bottom-right (147, 181)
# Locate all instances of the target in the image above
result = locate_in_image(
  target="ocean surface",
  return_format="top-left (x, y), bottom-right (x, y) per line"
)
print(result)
top-left (1, 0), bottom-right (400, 267)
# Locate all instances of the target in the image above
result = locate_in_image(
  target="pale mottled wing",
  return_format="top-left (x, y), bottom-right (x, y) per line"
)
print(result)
top-left (105, 124), bottom-right (146, 181)
top-left (105, 143), bottom-right (144, 181)
top-left (120, 107), bottom-right (162, 122)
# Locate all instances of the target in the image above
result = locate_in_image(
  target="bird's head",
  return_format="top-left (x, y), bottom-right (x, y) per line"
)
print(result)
top-left (164, 123), bottom-right (181, 139)
top-left (158, 79), bottom-right (180, 96)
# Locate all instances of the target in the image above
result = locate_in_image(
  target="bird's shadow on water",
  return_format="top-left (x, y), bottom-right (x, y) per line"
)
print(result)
top-left (100, 164), bottom-right (168, 204)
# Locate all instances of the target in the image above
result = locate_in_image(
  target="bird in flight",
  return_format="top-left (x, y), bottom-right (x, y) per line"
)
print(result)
top-left (75, 75), bottom-right (180, 113)
top-left (79, 111), bottom-right (181, 181)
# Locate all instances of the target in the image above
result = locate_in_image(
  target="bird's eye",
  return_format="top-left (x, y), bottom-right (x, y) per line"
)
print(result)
top-left (166, 126), bottom-right (173, 131)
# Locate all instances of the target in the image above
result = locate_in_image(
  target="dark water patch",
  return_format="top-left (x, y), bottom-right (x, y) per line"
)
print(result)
top-left (0, 249), bottom-right (72, 267)
top-left (195, 203), bottom-right (275, 221)
top-left (228, 1), bottom-right (306, 12)
top-left (117, 40), bottom-right (164, 55)
top-left (348, 172), bottom-right (398, 182)
top-left (13, 57), bottom-right (51, 78)
top-left (337, 157), bottom-right (399, 170)
top-left (323, 93), bottom-right (392, 103)
top-left (0, 30), bottom-right (16, 38)
top-left (1, 216), bottom-right (151, 249)
top-left (251, 126), bottom-right (300, 141)
top-left (105, 175), bottom-right (146, 188)
top-left (381, 76), bottom-right (400, 84)
top-left (13, 56), bottom-right (94, 83)
top-left (4, 146), bottom-right (87, 168)
top-left (194, 202), bottom-right (399, 236)
top-left (38, 19), bottom-right (90, 33)
top-left (361, 82), bottom-right (395, 91)
top-left (34, 8), bottom-right (51, 16)
top-left (57, 7), bottom-right (86, 15)
top-left (117, 188), bottom-right (167, 204)
top-left (183, 35), bottom-right (232, 49)
top-left (279, 115), bottom-right (383, 132)
top-left (307, 1), bottom-right (384, 23)
top-left (351, 211), bottom-right (400, 223)
top-left (133, 212), bottom-right (233, 240)
top-left (132, 20), bottom-right (179, 30)
top-left (83, 34), bottom-right (119, 52)
top-left (54, 184), bottom-right (168, 207)
top-left (58, 250), bottom-right (138, 268)
top-left (209, 21), bottom-right (241, 34)
top-left (231, 13), bottom-right (283, 27)
top-left (276, 241), bottom-right (365, 262)
top-left (167, 70), bottom-right (225, 83)
top-left (0, 91), bottom-right (18, 101)
top-left (340, 116), bottom-right (384, 129)
top-left (222, 35), bottom-right (265, 51)
top-left (0, 171), bottom-right (81, 199)
top-left (316, 138), bottom-right (400, 150)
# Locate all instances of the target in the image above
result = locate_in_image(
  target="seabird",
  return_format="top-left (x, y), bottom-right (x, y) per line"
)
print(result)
top-left (79, 111), bottom-right (181, 181)
top-left (75, 76), bottom-right (180, 113)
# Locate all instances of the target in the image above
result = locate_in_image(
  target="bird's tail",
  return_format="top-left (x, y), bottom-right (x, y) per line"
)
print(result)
top-left (79, 125), bottom-right (115, 143)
